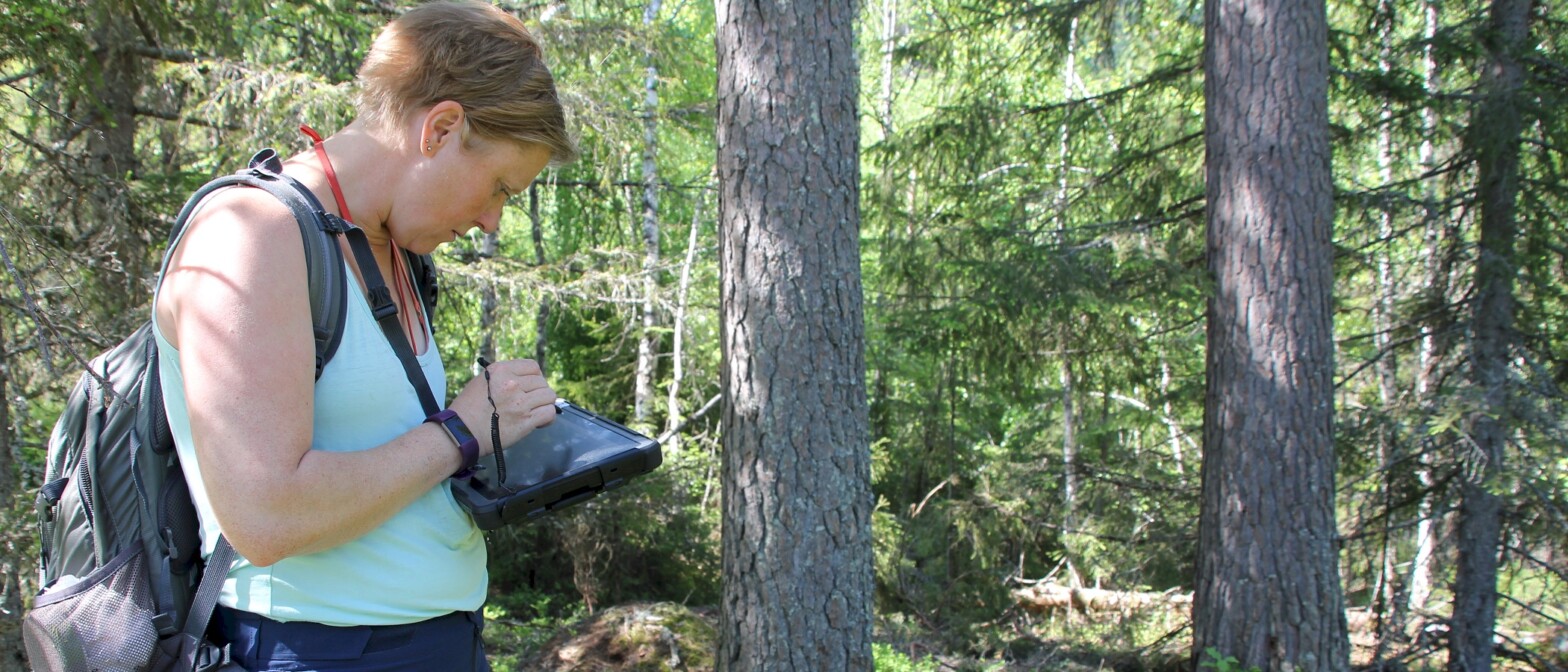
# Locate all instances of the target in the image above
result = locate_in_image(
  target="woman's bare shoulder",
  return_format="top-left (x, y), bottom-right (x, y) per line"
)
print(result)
top-left (157, 183), bottom-right (315, 346)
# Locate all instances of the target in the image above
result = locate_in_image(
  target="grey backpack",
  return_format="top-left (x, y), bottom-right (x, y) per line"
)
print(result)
top-left (23, 149), bottom-right (436, 672)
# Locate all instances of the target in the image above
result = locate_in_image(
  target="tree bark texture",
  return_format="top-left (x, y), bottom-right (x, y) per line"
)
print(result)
top-left (1449, 0), bottom-right (1531, 670)
top-left (1193, 0), bottom-right (1349, 668)
top-left (715, 0), bottom-right (873, 667)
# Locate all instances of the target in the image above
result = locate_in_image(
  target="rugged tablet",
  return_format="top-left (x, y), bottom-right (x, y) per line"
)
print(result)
top-left (450, 400), bottom-right (662, 530)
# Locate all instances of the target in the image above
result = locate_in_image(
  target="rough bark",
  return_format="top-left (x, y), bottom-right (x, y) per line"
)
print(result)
top-left (1192, 0), bottom-right (1349, 668)
top-left (1449, 0), bottom-right (1532, 669)
top-left (715, 0), bottom-right (873, 666)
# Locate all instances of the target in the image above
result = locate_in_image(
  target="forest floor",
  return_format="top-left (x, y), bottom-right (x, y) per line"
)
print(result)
top-left (485, 602), bottom-right (1567, 672)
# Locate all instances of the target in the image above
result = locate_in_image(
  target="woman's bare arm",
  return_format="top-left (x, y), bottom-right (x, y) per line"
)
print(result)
top-left (156, 187), bottom-right (555, 566)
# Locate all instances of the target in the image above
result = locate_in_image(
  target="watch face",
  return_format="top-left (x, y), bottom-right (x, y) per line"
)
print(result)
top-left (445, 416), bottom-right (476, 445)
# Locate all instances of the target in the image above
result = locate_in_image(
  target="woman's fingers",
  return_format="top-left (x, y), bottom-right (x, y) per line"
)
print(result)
top-left (452, 358), bottom-right (558, 454)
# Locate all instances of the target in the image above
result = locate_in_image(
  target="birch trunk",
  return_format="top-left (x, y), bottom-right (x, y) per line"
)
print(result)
top-left (1056, 17), bottom-right (1079, 526)
top-left (1406, 0), bottom-right (1444, 617)
top-left (1371, 0), bottom-right (1401, 647)
top-left (479, 231), bottom-right (499, 363)
top-left (530, 185), bottom-right (550, 370)
top-left (634, 0), bottom-right (664, 427)
top-left (664, 189), bottom-right (707, 454)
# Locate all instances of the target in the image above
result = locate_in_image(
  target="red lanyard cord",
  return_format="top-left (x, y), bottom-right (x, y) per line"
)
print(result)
top-left (299, 125), bottom-right (354, 222)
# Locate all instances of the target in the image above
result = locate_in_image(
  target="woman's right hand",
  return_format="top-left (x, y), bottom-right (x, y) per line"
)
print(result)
top-left (446, 358), bottom-right (558, 456)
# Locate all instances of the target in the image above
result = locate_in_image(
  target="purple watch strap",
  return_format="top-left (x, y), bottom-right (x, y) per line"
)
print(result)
top-left (425, 409), bottom-right (479, 479)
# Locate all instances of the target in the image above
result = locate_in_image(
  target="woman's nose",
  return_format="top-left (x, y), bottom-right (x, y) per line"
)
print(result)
top-left (477, 202), bottom-right (503, 234)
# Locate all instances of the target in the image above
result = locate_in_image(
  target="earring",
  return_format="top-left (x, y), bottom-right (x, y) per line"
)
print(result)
top-left (425, 143), bottom-right (433, 153)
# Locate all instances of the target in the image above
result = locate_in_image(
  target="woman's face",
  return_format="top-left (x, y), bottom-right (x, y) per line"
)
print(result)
top-left (392, 136), bottom-right (552, 254)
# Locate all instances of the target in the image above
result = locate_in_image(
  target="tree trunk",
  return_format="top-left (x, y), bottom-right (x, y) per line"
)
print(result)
top-left (83, 2), bottom-right (149, 318)
top-left (877, 0), bottom-right (896, 137)
top-left (1449, 0), bottom-right (1531, 669)
top-left (1407, 0), bottom-right (1444, 618)
top-left (1056, 18), bottom-right (1079, 528)
top-left (1192, 0), bottom-right (1348, 667)
top-left (0, 335), bottom-right (24, 672)
top-left (1160, 356), bottom-right (1185, 475)
top-left (479, 231), bottom-right (499, 363)
top-left (530, 184), bottom-right (550, 371)
top-left (634, 0), bottom-right (664, 428)
top-left (664, 189), bottom-right (708, 454)
top-left (1371, 0), bottom-right (1401, 650)
top-left (1059, 358), bottom-right (1077, 524)
top-left (715, 0), bottom-right (872, 666)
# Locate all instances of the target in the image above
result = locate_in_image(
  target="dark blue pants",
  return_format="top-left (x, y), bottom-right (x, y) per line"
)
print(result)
top-left (214, 606), bottom-right (491, 671)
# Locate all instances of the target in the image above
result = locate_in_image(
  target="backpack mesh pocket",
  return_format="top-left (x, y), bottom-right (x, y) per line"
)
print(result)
top-left (23, 541), bottom-right (162, 672)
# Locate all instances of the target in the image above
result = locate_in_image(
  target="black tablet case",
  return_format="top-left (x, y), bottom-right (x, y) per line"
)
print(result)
top-left (450, 400), bottom-right (662, 530)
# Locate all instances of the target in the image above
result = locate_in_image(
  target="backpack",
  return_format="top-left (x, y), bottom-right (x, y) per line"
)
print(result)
top-left (22, 149), bottom-right (437, 672)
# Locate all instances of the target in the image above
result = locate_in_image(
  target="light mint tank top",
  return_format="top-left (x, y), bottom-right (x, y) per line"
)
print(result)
top-left (152, 258), bottom-right (486, 627)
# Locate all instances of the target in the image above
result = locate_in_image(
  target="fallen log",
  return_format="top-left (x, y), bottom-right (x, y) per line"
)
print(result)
top-left (1013, 582), bottom-right (1193, 618)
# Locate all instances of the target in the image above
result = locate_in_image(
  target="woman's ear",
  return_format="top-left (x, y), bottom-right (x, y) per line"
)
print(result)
top-left (419, 101), bottom-right (467, 156)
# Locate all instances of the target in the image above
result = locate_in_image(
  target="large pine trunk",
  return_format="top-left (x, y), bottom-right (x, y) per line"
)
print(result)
top-left (1449, 0), bottom-right (1532, 669)
top-left (1192, 0), bottom-right (1349, 668)
top-left (714, 0), bottom-right (873, 667)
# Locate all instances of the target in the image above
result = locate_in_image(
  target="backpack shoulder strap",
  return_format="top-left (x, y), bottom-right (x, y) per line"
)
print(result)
top-left (339, 231), bottom-right (442, 416)
top-left (404, 250), bottom-right (439, 335)
top-left (159, 149), bottom-right (350, 379)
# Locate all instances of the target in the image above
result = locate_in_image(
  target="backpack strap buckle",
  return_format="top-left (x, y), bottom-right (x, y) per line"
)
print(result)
top-left (319, 213), bottom-right (355, 235)
top-left (367, 286), bottom-right (400, 322)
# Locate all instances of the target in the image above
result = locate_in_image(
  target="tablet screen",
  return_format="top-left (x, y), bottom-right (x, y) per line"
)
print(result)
top-left (473, 403), bottom-right (643, 491)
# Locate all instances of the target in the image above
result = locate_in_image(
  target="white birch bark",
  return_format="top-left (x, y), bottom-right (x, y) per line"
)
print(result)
top-left (634, 0), bottom-right (664, 426)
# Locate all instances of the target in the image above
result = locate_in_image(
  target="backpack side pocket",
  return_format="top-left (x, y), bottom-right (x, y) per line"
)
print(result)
top-left (23, 541), bottom-right (161, 672)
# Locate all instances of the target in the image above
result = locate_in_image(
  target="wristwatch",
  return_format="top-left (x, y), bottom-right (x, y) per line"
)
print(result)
top-left (425, 409), bottom-right (480, 479)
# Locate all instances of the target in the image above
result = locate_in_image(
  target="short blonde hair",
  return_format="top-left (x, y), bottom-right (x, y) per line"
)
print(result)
top-left (357, 1), bottom-right (578, 165)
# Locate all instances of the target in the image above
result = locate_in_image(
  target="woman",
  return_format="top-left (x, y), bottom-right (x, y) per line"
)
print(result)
top-left (152, 2), bottom-right (577, 669)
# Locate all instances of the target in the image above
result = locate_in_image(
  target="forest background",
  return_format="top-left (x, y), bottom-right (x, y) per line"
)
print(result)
top-left (1, 0), bottom-right (1566, 670)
